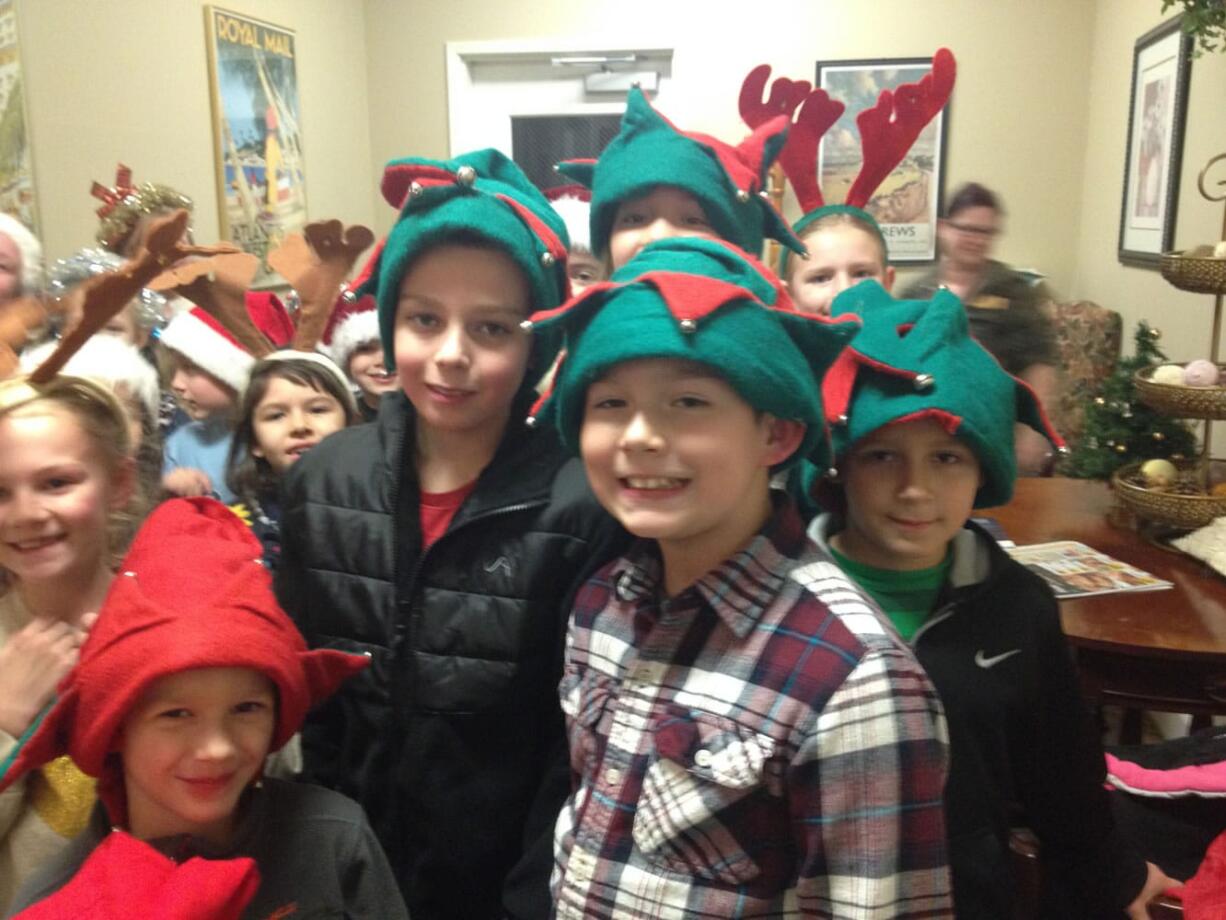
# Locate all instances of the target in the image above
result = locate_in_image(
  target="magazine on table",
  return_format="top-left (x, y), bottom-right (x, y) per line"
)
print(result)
top-left (1003, 540), bottom-right (1173, 599)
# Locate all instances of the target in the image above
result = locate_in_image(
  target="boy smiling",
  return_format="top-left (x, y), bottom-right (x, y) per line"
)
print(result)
top-left (530, 237), bottom-right (954, 918)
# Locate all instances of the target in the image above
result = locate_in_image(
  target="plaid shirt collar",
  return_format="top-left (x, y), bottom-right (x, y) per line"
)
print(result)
top-left (609, 494), bottom-right (808, 639)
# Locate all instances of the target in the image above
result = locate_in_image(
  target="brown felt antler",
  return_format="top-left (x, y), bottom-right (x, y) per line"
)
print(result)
top-left (845, 48), bottom-right (955, 209)
top-left (0, 297), bottom-right (56, 378)
top-left (30, 209), bottom-right (193, 384)
top-left (148, 248), bottom-right (270, 359)
top-left (739, 64), bottom-right (844, 214)
top-left (268, 220), bottom-right (374, 351)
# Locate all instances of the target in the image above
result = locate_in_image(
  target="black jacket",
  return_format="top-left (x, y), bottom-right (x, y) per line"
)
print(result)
top-left (811, 517), bottom-right (1146, 919)
top-left (276, 391), bottom-right (626, 920)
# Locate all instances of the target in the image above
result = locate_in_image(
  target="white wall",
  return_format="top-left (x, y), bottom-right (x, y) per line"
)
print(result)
top-left (18, 0), bottom-right (375, 265)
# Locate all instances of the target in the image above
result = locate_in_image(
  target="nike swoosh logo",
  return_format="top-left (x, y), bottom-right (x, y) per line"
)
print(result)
top-left (975, 648), bottom-right (1022, 669)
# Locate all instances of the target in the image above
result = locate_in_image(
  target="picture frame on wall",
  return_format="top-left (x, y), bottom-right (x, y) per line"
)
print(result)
top-left (0, 0), bottom-right (39, 234)
top-left (1118, 16), bottom-right (1191, 268)
top-left (815, 55), bottom-right (949, 263)
top-left (205, 6), bottom-right (307, 285)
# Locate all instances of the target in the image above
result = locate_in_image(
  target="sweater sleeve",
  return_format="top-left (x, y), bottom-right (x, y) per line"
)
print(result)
top-left (340, 814), bottom-right (411, 920)
top-left (1015, 587), bottom-right (1148, 912)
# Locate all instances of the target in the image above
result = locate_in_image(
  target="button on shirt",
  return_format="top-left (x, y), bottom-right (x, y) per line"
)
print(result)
top-left (552, 501), bottom-right (953, 918)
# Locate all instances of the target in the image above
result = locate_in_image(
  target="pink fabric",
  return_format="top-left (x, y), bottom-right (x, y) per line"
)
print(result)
top-left (1106, 752), bottom-right (1226, 797)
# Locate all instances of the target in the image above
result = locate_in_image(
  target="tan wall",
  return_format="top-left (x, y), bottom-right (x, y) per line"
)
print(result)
top-left (1075, 0), bottom-right (1226, 368)
top-left (18, 0), bottom-right (375, 265)
top-left (362, 0), bottom-right (1096, 293)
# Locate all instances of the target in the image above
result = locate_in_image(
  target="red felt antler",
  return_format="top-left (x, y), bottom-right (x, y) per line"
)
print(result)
top-left (844, 48), bottom-right (955, 209)
top-left (739, 65), bottom-right (844, 214)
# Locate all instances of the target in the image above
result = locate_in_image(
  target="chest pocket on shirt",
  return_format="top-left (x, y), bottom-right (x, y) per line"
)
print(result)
top-left (633, 710), bottom-right (782, 886)
top-left (559, 667), bottom-right (615, 776)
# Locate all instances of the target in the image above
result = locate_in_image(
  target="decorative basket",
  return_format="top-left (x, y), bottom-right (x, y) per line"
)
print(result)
top-left (1134, 365), bottom-right (1226, 418)
top-left (1111, 460), bottom-right (1226, 530)
top-left (1160, 249), bottom-right (1226, 294)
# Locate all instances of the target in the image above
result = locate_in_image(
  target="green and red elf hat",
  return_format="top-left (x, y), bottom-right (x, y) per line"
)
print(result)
top-left (0, 498), bottom-right (368, 827)
top-left (352, 148), bottom-right (572, 377)
top-left (555, 87), bottom-right (805, 259)
top-left (739, 50), bottom-right (956, 270)
top-left (524, 236), bottom-right (858, 471)
top-left (824, 280), bottom-right (1064, 507)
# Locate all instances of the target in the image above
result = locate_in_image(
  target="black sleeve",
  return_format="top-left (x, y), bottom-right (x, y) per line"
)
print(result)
top-left (500, 508), bottom-right (630, 920)
top-left (341, 815), bottom-right (412, 919)
top-left (1015, 582), bottom-right (1148, 913)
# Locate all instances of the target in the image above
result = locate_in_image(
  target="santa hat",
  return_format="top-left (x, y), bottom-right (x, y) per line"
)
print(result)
top-left (555, 87), bottom-right (802, 259)
top-left (322, 293), bottom-right (380, 374)
top-left (20, 335), bottom-right (160, 425)
top-left (0, 212), bottom-right (44, 294)
top-left (11, 830), bottom-right (259, 920)
top-left (527, 236), bottom-right (858, 472)
top-left (738, 50), bottom-right (956, 270)
top-left (544, 184), bottom-right (592, 255)
top-left (824, 280), bottom-right (1063, 508)
top-left (158, 292), bottom-right (294, 393)
top-left (0, 498), bottom-right (369, 824)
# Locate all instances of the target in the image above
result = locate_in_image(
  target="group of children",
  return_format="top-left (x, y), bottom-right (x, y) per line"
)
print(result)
top-left (0, 57), bottom-right (1184, 920)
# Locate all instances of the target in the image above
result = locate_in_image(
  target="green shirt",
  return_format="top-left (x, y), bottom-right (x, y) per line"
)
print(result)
top-left (830, 544), bottom-right (952, 641)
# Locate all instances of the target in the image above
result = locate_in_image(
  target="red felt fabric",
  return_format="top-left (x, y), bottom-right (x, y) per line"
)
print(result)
top-left (11, 830), bottom-right (260, 920)
top-left (1177, 829), bottom-right (1226, 917)
top-left (0, 498), bottom-right (368, 824)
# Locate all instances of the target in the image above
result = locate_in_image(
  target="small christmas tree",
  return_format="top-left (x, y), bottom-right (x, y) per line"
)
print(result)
top-left (1064, 321), bottom-right (1197, 479)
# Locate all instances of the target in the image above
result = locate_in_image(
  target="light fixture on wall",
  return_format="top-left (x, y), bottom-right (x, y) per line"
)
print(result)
top-left (550, 54), bottom-right (659, 94)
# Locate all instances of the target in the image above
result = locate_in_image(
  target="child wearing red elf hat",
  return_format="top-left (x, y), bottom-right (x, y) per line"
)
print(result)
top-left (2, 498), bottom-right (408, 919)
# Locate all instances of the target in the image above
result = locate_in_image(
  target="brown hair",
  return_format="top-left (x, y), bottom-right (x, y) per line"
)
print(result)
top-left (0, 375), bottom-right (145, 586)
top-left (226, 357), bottom-right (359, 507)
top-left (942, 182), bottom-right (1004, 219)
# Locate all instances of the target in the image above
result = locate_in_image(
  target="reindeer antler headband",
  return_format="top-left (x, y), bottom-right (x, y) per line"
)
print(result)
top-left (740, 49), bottom-right (956, 244)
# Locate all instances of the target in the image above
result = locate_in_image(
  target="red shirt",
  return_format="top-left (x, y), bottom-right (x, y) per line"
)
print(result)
top-left (419, 480), bottom-right (477, 549)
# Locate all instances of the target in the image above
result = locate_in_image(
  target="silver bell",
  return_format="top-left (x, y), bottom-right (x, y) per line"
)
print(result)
top-left (525, 416), bottom-right (539, 428)
top-left (679, 318), bottom-right (698, 333)
top-left (836, 413), bottom-right (849, 426)
top-left (456, 165), bottom-right (477, 186)
top-left (519, 319), bottom-right (535, 332)
top-left (409, 181), bottom-right (424, 199)
top-left (914, 373), bottom-right (935, 390)
top-left (736, 189), bottom-right (751, 203)
top-left (341, 290), bottom-right (358, 304)
top-left (540, 252), bottom-right (556, 268)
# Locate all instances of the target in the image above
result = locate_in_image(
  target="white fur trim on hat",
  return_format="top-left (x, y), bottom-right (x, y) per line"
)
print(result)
top-left (0, 213), bottom-right (44, 294)
top-left (259, 349), bottom-right (358, 416)
top-left (20, 335), bottom-right (160, 425)
top-left (158, 309), bottom-right (254, 394)
top-left (327, 309), bottom-right (381, 375)
top-left (549, 193), bottom-right (591, 255)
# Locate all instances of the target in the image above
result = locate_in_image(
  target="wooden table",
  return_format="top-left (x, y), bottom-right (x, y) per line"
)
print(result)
top-left (993, 477), bottom-right (1226, 718)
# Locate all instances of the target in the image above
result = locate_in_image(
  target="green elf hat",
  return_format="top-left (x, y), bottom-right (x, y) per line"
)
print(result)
top-left (555, 87), bottom-right (804, 260)
top-left (524, 236), bottom-right (859, 471)
top-left (823, 280), bottom-right (1064, 508)
top-left (353, 148), bottom-right (571, 376)
top-left (738, 51), bottom-right (957, 273)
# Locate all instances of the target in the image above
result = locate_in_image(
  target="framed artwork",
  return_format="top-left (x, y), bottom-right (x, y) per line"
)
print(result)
top-left (205, 7), bottom-right (307, 284)
top-left (1118, 16), bottom-right (1191, 267)
top-left (815, 55), bottom-right (949, 263)
top-left (0, 0), bottom-right (38, 234)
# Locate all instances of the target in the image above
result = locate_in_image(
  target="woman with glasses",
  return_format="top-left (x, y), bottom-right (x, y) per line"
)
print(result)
top-left (902, 182), bottom-right (1060, 475)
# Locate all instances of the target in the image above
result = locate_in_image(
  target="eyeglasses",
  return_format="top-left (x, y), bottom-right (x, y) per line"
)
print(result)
top-left (947, 221), bottom-right (999, 238)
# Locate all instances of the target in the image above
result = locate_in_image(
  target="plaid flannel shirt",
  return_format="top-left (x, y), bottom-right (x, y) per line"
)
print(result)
top-left (552, 501), bottom-right (953, 918)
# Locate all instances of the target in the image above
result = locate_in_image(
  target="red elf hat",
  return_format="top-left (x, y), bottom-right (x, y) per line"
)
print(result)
top-left (11, 830), bottom-right (260, 920)
top-left (0, 498), bottom-right (368, 824)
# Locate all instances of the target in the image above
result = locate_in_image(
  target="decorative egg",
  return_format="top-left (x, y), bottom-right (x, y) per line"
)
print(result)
top-left (1151, 364), bottom-right (1185, 386)
top-left (1139, 458), bottom-right (1178, 489)
top-left (1183, 359), bottom-right (1220, 387)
